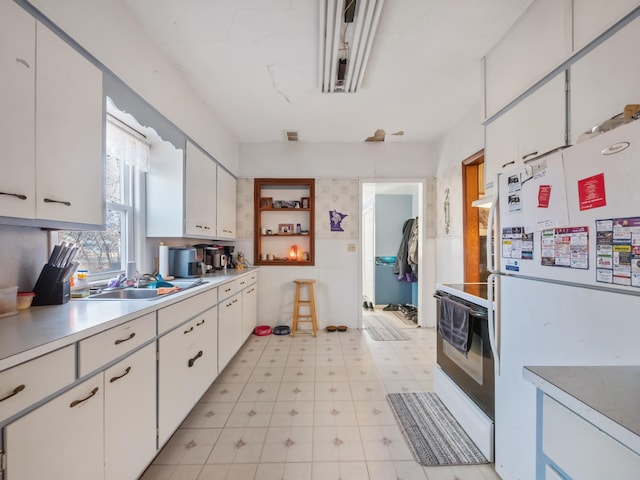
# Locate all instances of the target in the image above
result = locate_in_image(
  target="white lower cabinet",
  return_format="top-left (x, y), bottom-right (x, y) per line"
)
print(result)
top-left (158, 305), bottom-right (218, 446)
top-left (540, 394), bottom-right (640, 479)
top-left (104, 343), bottom-right (157, 480)
top-left (4, 342), bottom-right (157, 480)
top-left (218, 292), bottom-right (242, 373)
top-left (5, 374), bottom-right (104, 479)
top-left (241, 284), bottom-right (258, 341)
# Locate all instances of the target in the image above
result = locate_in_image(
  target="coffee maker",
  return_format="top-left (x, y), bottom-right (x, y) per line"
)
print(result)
top-left (223, 245), bottom-right (235, 268)
top-left (169, 247), bottom-right (203, 278)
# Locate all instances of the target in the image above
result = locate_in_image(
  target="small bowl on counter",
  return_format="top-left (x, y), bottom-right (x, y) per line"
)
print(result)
top-left (17, 291), bottom-right (36, 310)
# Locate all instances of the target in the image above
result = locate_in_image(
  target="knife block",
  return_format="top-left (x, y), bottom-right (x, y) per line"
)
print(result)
top-left (32, 264), bottom-right (71, 306)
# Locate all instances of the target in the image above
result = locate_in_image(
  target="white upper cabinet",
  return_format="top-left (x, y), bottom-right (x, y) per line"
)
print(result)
top-left (0, 0), bottom-right (35, 219)
top-left (216, 166), bottom-right (236, 239)
top-left (35, 23), bottom-right (103, 225)
top-left (185, 141), bottom-right (217, 237)
top-left (484, 0), bottom-right (572, 119)
top-left (570, 16), bottom-right (640, 143)
top-left (0, 0), bottom-right (103, 227)
top-left (572, 0), bottom-right (639, 51)
top-left (485, 73), bottom-right (566, 190)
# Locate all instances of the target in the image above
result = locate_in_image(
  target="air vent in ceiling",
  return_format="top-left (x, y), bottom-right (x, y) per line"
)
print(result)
top-left (285, 131), bottom-right (299, 142)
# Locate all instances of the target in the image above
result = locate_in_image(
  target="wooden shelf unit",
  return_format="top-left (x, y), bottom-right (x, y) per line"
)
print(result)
top-left (254, 178), bottom-right (315, 266)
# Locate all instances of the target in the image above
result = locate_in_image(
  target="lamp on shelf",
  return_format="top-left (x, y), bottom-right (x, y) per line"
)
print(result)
top-left (289, 245), bottom-right (299, 261)
top-left (319, 0), bottom-right (385, 93)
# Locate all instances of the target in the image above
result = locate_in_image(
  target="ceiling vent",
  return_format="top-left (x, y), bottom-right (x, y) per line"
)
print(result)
top-left (285, 131), bottom-right (299, 142)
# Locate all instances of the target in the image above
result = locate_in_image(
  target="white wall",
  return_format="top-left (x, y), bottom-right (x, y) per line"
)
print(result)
top-left (238, 142), bottom-right (437, 329)
top-left (432, 104), bottom-right (485, 284)
top-left (26, 0), bottom-right (239, 174)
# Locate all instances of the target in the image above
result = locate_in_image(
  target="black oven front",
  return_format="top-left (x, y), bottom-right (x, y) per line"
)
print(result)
top-left (434, 290), bottom-right (494, 420)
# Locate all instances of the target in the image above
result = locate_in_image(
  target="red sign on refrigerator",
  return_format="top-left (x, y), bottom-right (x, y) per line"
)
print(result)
top-left (578, 173), bottom-right (606, 211)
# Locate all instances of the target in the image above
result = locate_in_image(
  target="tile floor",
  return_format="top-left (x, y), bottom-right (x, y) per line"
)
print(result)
top-left (140, 310), bottom-right (501, 480)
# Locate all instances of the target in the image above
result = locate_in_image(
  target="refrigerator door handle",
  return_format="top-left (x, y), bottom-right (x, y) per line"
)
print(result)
top-left (487, 273), bottom-right (500, 375)
top-left (487, 186), bottom-right (498, 274)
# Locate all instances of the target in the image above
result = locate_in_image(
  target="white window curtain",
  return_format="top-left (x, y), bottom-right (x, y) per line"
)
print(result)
top-left (106, 119), bottom-right (151, 172)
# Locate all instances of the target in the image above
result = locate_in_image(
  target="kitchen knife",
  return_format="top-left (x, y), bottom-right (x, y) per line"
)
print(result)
top-left (62, 261), bottom-right (79, 282)
top-left (49, 245), bottom-right (62, 266)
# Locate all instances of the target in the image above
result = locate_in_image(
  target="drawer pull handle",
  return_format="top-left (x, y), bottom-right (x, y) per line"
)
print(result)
top-left (522, 151), bottom-right (538, 161)
top-left (196, 319), bottom-right (205, 326)
top-left (109, 366), bottom-right (131, 383)
top-left (188, 350), bottom-right (203, 368)
top-left (114, 332), bottom-right (136, 345)
top-left (0, 384), bottom-right (25, 402)
top-left (184, 326), bottom-right (194, 334)
top-left (70, 387), bottom-right (99, 408)
top-left (501, 160), bottom-right (515, 169)
top-left (0, 191), bottom-right (27, 201)
top-left (43, 197), bottom-right (71, 207)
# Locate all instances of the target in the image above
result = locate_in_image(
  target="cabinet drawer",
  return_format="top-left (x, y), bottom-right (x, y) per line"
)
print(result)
top-left (237, 274), bottom-right (255, 290)
top-left (218, 280), bottom-right (237, 300)
top-left (158, 288), bottom-right (217, 334)
top-left (0, 345), bottom-right (75, 422)
top-left (542, 394), bottom-right (640, 479)
top-left (79, 313), bottom-right (155, 376)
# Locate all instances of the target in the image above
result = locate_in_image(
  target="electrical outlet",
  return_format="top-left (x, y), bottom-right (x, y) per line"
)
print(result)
top-left (347, 243), bottom-right (356, 252)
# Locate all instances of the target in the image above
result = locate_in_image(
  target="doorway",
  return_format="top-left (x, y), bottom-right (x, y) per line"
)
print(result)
top-left (462, 150), bottom-right (488, 282)
top-left (361, 181), bottom-right (425, 327)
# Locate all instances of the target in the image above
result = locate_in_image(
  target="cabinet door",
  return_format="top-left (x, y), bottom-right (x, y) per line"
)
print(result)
top-left (5, 375), bottom-right (104, 480)
top-left (218, 292), bottom-right (242, 373)
top-left (190, 305), bottom-right (218, 401)
top-left (35, 23), bottom-right (103, 226)
top-left (484, 0), bottom-right (571, 118)
top-left (104, 343), bottom-right (157, 480)
top-left (241, 284), bottom-right (258, 342)
top-left (572, 0), bottom-right (639, 51)
top-left (185, 141), bottom-right (216, 237)
top-left (570, 16), bottom-right (640, 143)
top-left (217, 166), bottom-right (237, 239)
top-left (0, 0), bottom-right (36, 219)
top-left (158, 307), bottom-right (218, 446)
top-left (485, 74), bottom-right (566, 192)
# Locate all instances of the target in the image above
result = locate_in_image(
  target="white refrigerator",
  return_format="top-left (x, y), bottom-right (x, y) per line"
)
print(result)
top-left (488, 120), bottom-right (640, 480)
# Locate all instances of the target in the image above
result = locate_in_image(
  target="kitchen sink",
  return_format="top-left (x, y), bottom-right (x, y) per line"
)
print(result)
top-left (88, 289), bottom-right (160, 300)
top-left (85, 278), bottom-right (207, 301)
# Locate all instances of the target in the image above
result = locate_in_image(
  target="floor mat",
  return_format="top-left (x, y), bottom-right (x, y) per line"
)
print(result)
top-left (387, 392), bottom-right (488, 466)
top-left (363, 314), bottom-right (410, 341)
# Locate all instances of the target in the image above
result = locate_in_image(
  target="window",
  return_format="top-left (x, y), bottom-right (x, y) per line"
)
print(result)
top-left (58, 115), bottom-right (149, 280)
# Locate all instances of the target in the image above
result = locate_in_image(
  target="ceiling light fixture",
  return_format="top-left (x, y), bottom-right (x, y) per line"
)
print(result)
top-left (319, 0), bottom-right (385, 93)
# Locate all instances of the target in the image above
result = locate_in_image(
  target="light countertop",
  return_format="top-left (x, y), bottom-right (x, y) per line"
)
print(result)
top-left (0, 268), bottom-right (257, 371)
top-left (523, 365), bottom-right (640, 455)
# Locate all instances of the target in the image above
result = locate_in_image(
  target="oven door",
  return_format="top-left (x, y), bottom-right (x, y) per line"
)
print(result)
top-left (435, 292), bottom-right (495, 420)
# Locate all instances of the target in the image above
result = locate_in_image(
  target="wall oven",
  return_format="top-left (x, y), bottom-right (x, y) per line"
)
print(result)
top-left (434, 282), bottom-right (494, 460)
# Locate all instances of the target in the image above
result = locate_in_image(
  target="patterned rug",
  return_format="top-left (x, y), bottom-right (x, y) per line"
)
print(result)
top-left (363, 314), bottom-right (410, 341)
top-left (387, 392), bottom-right (488, 466)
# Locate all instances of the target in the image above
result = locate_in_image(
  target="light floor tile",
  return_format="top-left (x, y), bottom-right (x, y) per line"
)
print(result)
top-left (197, 463), bottom-right (258, 480)
top-left (368, 460), bottom-right (428, 480)
top-left (238, 382), bottom-right (280, 402)
top-left (153, 428), bottom-right (222, 465)
top-left (181, 402), bottom-right (234, 429)
top-left (311, 461), bottom-right (369, 480)
top-left (359, 425), bottom-right (415, 461)
top-left (141, 314), bottom-right (500, 480)
top-left (254, 462), bottom-right (312, 480)
top-left (277, 381), bottom-right (316, 401)
top-left (226, 401), bottom-right (275, 428)
top-left (205, 427), bottom-right (267, 465)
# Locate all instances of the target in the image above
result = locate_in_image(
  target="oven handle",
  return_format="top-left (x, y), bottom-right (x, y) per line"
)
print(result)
top-left (487, 273), bottom-right (500, 375)
top-left (433, 293), bottom-right (488, 319)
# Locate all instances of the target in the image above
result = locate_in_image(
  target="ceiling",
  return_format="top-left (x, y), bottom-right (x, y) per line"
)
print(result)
top-left (121, 0), bottom-right (533, 144)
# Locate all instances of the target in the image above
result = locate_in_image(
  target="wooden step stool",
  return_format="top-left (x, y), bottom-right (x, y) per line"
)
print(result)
top-left (291, 279), bottom-right (317, 336)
